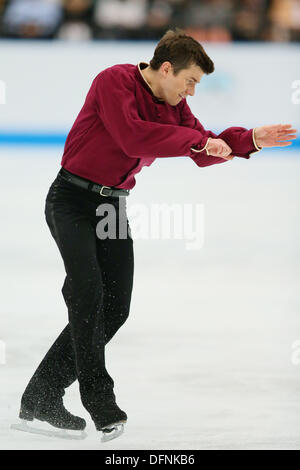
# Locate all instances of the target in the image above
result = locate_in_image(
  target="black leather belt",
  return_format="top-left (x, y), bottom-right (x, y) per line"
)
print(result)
top-left (58, 168), bottom-right (130, 198)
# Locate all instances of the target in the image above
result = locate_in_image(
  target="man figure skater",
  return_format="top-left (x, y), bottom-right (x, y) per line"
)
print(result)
top-left (15, 29), bottom-right (296, 441)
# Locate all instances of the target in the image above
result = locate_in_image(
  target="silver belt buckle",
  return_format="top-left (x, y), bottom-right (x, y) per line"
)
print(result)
top-left (99, 185), bottom-right (112, 197)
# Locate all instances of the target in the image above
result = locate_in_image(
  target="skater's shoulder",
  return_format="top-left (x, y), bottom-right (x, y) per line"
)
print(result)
top-left (96, 63), bottom-right (136, 82)
top-left (106, 63), bottom-right (136, 73)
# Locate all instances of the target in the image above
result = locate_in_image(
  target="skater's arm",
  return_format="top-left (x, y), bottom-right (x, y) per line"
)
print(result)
top-left (179, 100), bottom-right (297, 167)
top-left (93, 67), bottom-right (215, 160)
top-left (179, 99), bottom-right (262, 167)
top-left (216, 124), bottom-right (297, 156)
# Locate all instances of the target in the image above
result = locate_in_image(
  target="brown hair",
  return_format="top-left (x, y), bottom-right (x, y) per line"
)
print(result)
top-left (149, 29), bottom-right (214, 75)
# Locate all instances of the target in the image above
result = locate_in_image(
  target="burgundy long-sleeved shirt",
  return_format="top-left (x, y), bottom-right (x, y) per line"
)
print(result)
top-left (61, 62), bottom-right (261, 190)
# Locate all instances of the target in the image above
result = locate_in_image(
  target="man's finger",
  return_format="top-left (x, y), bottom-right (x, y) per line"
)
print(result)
top-left (278, 127), bottom-right (297, 133)
top-left (271, 124), bottom-right (293, 133)
top-left (275, 124), bottom-right (293, 130)
top-left (276, 141), bottom-right (292, 146)
top-left (278, 130), bottom-right (297, 136)
top-left (280, 124), bottom-right (293, 129)
top-left (276, 135), bottom-right (297, 141)
top-left (222, 144), bottom-right (232, 154)
top-left (267, 124), bottom-right (293, 131)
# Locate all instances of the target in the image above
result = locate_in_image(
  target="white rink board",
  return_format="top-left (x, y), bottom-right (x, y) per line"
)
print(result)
top-left (0, 41), bottom-right (299, 132)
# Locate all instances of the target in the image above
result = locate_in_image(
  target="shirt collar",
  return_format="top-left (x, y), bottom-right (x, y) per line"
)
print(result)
top-left (135, 62), bottom-right (165, 104)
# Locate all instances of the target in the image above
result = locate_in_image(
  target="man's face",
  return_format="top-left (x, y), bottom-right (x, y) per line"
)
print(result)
top-left (159, 62), bottom-right (204, 106)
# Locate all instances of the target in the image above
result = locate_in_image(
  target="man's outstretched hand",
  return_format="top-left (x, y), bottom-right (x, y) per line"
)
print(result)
top-left (254, 124), bottom-right (297, 148)
top-left (205, 124), bottom-right (297, 160)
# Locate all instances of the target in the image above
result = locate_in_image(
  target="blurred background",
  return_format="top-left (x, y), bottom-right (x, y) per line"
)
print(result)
top-left (1, 0), bottom-right (300, 450)
top-left (0, 0), bottom-right (300, 41)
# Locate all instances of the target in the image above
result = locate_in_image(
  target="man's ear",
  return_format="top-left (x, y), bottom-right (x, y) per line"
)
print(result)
top-left (160, 61), bottom-right (172, 78)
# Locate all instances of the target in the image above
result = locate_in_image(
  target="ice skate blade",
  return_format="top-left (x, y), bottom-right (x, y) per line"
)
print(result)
top-left (11, 420), bottom-right (87, 440)
top-left (100, 421), bottom-right (125, 443)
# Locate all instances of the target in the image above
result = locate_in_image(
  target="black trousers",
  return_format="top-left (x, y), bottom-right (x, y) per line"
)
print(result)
top-left (22, 173), bottom-right (134, 421)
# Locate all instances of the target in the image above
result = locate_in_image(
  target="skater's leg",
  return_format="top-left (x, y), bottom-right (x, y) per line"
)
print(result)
top-left (19, 322), bottom-right (86, 431)
top-left (44, 198), bottom-right (115, 420)
top-left (21, 324), bottom-right (75, 407)
top-left (21, 236), bottom-right (134, 401)
top-left (21, 176), bottom-right (131, 430)
top-left (97, 235), bottom-right (134, 345)
top-left (21, 228), bottom-right (134, 404)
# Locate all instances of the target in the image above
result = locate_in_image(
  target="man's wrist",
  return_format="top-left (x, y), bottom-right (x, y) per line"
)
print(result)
top-left (204, 137), bottom-right (211, 155)
top-left (253, 128), bottom-right (262, 150)
top-left (190, 136), bottom-right (211, 155)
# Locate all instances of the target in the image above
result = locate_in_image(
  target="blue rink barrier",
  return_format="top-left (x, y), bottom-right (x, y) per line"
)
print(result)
top-left (0, 131), bottom-right (299, 149)
top-left (0, 132), bottom-right (67, 145)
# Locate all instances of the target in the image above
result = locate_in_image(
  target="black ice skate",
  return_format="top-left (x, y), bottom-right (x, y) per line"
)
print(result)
top-left (94, 398), bottom-right (127, 443)
top-left (11, 397), bottom-right (87, 440)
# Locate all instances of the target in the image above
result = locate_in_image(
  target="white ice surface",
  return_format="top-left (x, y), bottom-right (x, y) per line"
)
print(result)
top-left (1, 147), bottom-right (300, 449)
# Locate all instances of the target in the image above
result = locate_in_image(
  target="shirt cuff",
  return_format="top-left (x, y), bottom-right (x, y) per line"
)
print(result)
top-left (251, 128), bottom-right (262, 154)
top-left (190, 137), bottom-right (211, 155)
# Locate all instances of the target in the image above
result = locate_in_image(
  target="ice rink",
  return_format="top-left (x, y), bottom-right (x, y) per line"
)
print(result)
top-left (1, 145), bottom-right (300, 450)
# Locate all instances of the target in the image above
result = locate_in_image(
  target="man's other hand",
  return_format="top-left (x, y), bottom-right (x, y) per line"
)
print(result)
top-left (206, 138), bottom-right (233, 160)
top-left (254, 124), bottom-right (297, 148)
